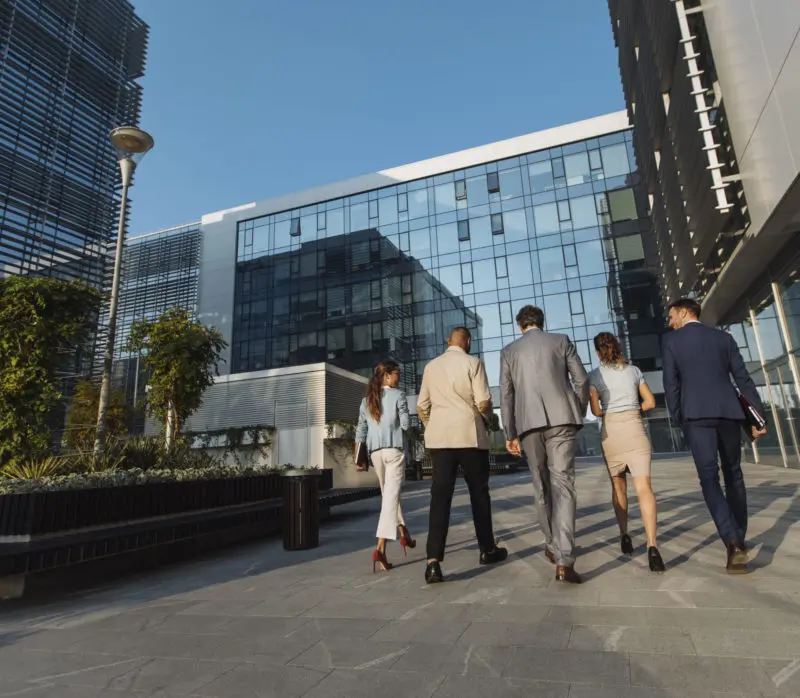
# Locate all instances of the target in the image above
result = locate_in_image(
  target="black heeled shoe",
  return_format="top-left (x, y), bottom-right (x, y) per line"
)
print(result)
top-left (425, 560), bottom-right (443, 584)
top-left (620, 534), bottom-right (634, 556)
top-left (648, 546), bottom-right (666, 573)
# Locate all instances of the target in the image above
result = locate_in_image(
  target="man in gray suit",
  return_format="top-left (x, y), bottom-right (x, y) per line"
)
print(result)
top-left (500, 305), bottom-right (589, 583)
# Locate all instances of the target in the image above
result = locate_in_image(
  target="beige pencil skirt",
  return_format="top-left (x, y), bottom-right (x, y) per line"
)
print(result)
top-left (601, 410), bottom-right (652, 478)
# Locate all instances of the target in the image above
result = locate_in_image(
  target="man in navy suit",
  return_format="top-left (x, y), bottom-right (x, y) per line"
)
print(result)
top-left (662, 298), bottom-right (767, 574)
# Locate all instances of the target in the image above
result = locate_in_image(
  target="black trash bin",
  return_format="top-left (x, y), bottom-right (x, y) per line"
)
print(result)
top-left (282, 470), bottom-right (321, 551)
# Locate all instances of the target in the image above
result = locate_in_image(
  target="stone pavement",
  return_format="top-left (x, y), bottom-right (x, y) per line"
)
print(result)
top-left (2, 456), bottom-right (800, 697)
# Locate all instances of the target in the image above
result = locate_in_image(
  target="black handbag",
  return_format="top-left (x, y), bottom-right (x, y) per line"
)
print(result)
top-left (355, 442), bottom-right (369, 471)
top-left (738, 390), bottom-right (766, 440)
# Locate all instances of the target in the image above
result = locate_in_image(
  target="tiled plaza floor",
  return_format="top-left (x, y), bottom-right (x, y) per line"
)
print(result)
top-left (2, 456), bottom-right (800, 697)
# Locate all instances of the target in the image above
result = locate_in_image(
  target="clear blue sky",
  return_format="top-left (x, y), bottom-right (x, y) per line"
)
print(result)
top-left (129, 0), bottom-right (625, 235)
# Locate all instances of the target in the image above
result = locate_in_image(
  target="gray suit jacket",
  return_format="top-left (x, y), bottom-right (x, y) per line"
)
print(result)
top-left (499, 328), bottom-right (590, 440)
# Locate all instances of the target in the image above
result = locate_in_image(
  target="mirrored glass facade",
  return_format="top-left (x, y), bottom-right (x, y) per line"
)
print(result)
top-left (231, 129), bottom-right (667, 409)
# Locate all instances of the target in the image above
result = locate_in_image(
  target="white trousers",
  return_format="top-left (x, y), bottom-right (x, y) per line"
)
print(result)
top-left (371, 448), bottom-right (406, 540)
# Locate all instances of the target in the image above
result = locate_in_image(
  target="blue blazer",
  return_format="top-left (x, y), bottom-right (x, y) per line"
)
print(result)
top-left (662, 322), bottom-right (765, 425)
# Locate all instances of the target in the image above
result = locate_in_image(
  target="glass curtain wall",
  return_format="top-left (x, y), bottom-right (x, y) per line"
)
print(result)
top-left (726, 261), bottom-right (800, 468)
top-left (233, 130), bottom-right (678, 453)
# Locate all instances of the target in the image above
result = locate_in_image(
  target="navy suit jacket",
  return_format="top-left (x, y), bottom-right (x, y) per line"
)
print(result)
top-left (662, 322), bottom-right (765, 425)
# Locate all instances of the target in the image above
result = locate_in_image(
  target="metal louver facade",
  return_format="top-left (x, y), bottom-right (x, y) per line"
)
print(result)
top-left (608, 0), bottom-right (749, 306)
top-left (0, 0), bottom-right (147, 286)
top-left (105, 223), bottom-right (202, 412)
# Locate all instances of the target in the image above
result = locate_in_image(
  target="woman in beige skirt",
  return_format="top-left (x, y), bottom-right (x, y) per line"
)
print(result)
top-left (589, 332), bottom-right (665, 573)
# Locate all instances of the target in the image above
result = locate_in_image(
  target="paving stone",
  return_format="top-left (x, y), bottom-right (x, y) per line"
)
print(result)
top-left (391, 642), bottom-right (512, 677)
top-left (193, 664), bottom-right (329, 697)
top-left (300, 668), bottom-right (445, 698)
top-left (431, 674), bottom-right (569, 697)
top-left (568, 624), bottom-right (697, 655)
top-left (456, 620), bottom-right (573, 649)
top-left (503, 646), bottom-right (630, 684)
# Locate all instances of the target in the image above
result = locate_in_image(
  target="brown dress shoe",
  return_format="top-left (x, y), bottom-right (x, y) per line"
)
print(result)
top-left (555, 565), bottom-right (581, 584)
top-left (726, 543), bottom-right (749, 574)
top-left (545, 548), bottom-right (555, 564)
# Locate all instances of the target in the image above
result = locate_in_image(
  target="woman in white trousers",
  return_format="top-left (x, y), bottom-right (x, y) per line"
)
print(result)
top-left (355, 361), bottom-right (415, 572)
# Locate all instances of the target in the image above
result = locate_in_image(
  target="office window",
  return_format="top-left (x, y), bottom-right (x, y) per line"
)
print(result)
top-left (616, 234), bottom-right (645, 262)
top-left (290, 217), bottom-right (301, 237)
top-left (529, 161), bottom-right (554, 193)
top-left (462, 261), bottom-right (473, 284)
top-left (607, 188), bottom-right (638, 222)
top-left (589, 149), bottom-right (602, 170)
top-left (491, 213), bottom-right (504, 235)
top-left (601, 143), bottom-right (630, 178)
top-left (557, 200), bottom-right (571, 222)
top-left (398, 192), bottom-right (408, 211)
top-left (569, 291), bottom-right (584, 315)
top-left (455, 179), bottom-right (467, 201)
top-left (495, 256), bottom-right (508, 278)
top-left (317, 212), bottom-right (326, 230)
top-left (369, 200), bottom-right (379, 218)
top-left (487, 171), bottom-right (500, 194)
top-left (563, 244), bottom-right (577, 267)
top-left (552, 157), bottom-right (565, 178)
top-left (458, 220), bottom-right (470, 241)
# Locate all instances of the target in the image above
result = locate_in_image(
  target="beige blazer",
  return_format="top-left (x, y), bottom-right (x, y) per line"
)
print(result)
top-left (416, 346), bottom-right (493, 450)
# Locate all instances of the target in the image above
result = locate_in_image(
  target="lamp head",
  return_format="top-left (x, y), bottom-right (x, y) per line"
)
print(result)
top-left (110, 126), bottom-right (154, 165)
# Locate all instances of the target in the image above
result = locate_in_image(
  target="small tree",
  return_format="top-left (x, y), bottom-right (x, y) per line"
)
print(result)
top-left (125, 308), bottom-right (227, 449)
top-left (0, 277), bottom-right (101, 464)
top-left (65, 379), bottom-right (131, 451)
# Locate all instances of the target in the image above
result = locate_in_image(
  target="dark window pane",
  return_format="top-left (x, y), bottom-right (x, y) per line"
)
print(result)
top-left (455, 179), bottom-right (467, 201)
top-left (458, 220), bottom-right (470, 241)
top-left (290, 218), bottom-right (301, 236)
top-left (491, 213), bottom-right (504, 235)
top-left (487, 171), bottom-right (500, 194)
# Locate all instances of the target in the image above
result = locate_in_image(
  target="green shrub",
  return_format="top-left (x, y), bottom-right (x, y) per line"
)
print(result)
top-left (121, 436), bottom-right (162, 471)
top-left (0, 456), bottom-right (68, 480)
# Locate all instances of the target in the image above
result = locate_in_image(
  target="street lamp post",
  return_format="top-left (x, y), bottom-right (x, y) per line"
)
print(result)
top-left (94, 126), bottom-right (154, 454)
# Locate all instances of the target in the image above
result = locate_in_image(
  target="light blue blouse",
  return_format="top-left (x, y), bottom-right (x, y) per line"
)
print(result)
top-left (355, 387), bottom-right (410, 453)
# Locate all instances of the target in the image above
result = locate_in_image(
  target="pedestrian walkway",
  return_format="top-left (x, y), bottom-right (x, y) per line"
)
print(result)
top-left (1, 456), bottom-right (800, 697)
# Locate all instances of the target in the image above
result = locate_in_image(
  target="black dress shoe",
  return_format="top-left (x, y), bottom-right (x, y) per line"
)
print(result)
top-left (425, 560), bottom-right (444, 584)
top-left (555, 565), bottom-right (581, 584)
top-left (726, 543), bottom-right (749, 574)
top-left (479, 546), bottom-right (508, 565)
top-left (648, 546), bottom-right (666, 573)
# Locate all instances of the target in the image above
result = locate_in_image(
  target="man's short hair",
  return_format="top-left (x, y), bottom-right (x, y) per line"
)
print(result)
top-left (668, 297), bottom-right (702, 319)
top-left (450, 326), bottom-right (471, 340)
top-left (516, 305), bottom-right (544, 330)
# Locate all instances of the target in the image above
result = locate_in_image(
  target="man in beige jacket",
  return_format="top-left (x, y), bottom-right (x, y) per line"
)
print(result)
top-left (416, 327), bottom-right (507, 584)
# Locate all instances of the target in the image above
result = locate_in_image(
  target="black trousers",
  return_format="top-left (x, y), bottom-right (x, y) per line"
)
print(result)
top-left (683, 419), bottom-right (747, 546)
top-left (426, 448), bottom-right (496, 561)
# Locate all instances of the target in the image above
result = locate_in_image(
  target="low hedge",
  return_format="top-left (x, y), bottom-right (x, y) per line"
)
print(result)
top-left (0, 464), bottom-right (322, 495)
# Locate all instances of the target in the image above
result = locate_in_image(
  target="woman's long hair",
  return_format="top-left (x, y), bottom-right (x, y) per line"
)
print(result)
top-left (594, 332), bottom-right (626, 366)
top-left (366, 361), bottom-right (399, 422)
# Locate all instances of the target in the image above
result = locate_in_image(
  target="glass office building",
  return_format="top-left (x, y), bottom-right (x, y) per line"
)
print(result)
top-left (124, 112), bottom-right (685, 453)
top-left (0, 0), bottom-right (147, 287)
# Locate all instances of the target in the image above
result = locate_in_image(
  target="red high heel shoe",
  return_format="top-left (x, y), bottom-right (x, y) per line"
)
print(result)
top-left (372, 548), bottom-right (393, 573)
top-left (399, 525), bottom-right (416, 556)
